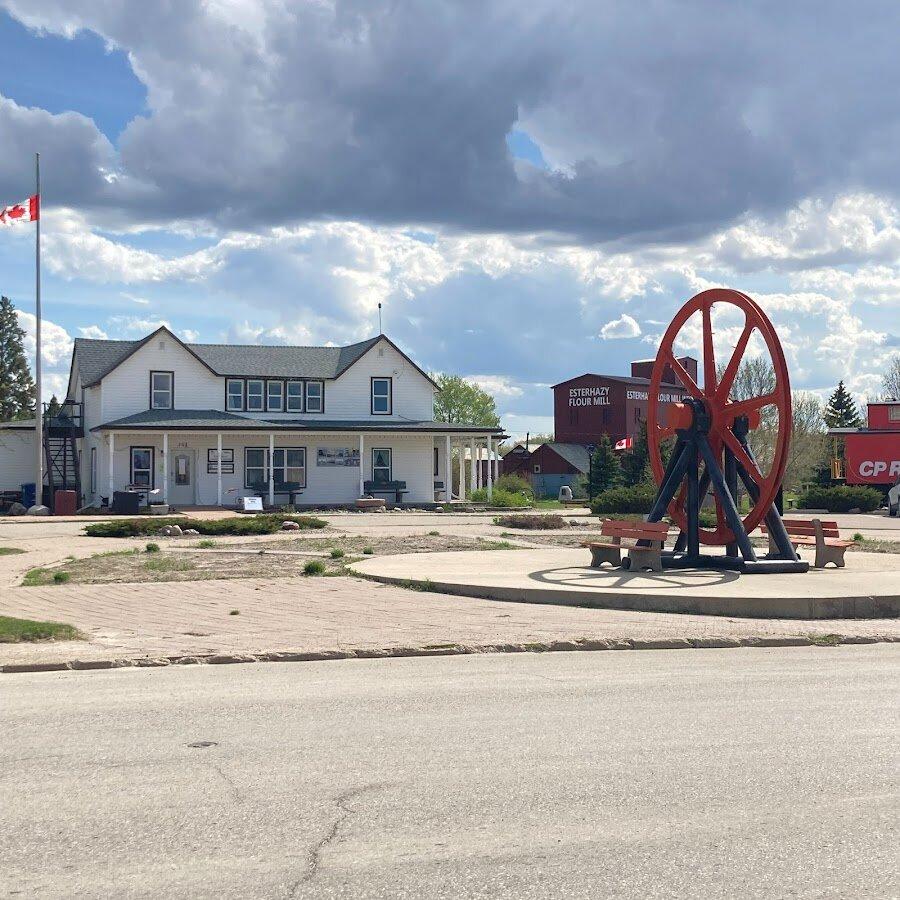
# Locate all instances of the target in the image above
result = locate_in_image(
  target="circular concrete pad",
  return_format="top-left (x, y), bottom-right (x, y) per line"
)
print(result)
top-left (351, 548), bottom-right (900, 619)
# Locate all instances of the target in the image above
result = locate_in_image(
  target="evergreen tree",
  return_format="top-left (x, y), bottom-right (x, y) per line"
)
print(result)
top-left (0, 296), bottom-right (36, 421)
top-left (588, 434), bottom-right (621, 497)
top-left (823, 380), bottom-right (862, 428)
top-left (620, 420), bottom-right (651, 486)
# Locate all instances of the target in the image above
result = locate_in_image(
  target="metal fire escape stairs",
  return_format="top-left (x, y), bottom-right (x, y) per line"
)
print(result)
top-left (43, 401), bottom-right (83, 505)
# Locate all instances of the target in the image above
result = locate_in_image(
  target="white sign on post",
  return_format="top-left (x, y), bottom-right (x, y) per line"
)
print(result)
top-left (240, 496), bottom-right (264, 512)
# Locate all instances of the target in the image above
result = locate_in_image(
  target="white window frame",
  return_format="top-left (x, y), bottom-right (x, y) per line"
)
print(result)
top-left (371, 377), bottom-right (391, 415)
top-left (130, 446), bottom-right (154, 488)
top-left (372, 447), bottom-right (392, 483)
top-left (244, 447), bottom-right (307, 489)
top-left (90, 446), bottom-right (97, 493)
top-left (305, 380), bottom-right (324, 413)
top-left (286, 380), bottom-right (304, 413)
top-left (244, 447), bottom-right (267, 489)
top-left (246, 379), bottom-right (264, 412)
top-left (889, 405), bottom-right (900, 422)
top-left (226, 378), bottom-right (244, 411)
top-left (150, 371), bottom-right (173, 410)
top-left (267, 380), bottom-right (284, 412)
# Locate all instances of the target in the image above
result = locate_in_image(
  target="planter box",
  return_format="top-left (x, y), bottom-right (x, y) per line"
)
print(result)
top-left (149, 504), bottom-right (170, 516)
top-left (356, 497), bottom-right (386, 509)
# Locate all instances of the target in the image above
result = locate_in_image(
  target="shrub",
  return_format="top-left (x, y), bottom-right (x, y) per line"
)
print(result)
top-left (196, 539), bottom-right (216, 549)
top-left (303, 559), bottom-right (325, 576)
top-left (469, 488), bottom-right (530, 508)
top-left (428, 530), bottom-right (440, 536)
top-left (329, 548), bottom-right (345, 559)
top-left (84, 513), bottom-right (327, 538)
top-left (52, 571), bottom-right (70, 584)
top-left (494, 474), bottom-right (534, 498)
top-left (493, 514), bottom-right (567, 530)
top-left (363, 547), bottom-right (374, 555)
top-left (590, 483), bottom-right (658, 515)
top-left (796, 485), bottom-right (882, 513)
top-left (145, 542), bottom-right (160, 553)
top-left (229, 609), bottom-right (240, 616)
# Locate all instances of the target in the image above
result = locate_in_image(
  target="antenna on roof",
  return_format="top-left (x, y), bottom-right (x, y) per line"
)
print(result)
top-left (378, 303), bottom-right (383, 334)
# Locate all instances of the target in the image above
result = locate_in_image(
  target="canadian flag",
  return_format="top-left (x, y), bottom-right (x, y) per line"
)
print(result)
top-left (614, 437), bottom-right (633, 451)
top-left (0, 195), bottom-right (39, 226)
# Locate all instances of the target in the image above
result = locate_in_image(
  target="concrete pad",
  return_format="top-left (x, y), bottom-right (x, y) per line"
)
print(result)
top-left (350, 548), bottom-right (900, 619)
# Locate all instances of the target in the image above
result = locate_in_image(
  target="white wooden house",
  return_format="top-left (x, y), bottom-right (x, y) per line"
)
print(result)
top-left (0, 327), bottom-right (504, 508)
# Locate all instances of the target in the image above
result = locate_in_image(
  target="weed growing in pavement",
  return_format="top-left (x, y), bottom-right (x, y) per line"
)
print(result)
top-left (52, 571), bottom-right (70, 584)
top-left (229, 609), bottom-right (240, 615)
top-left (0, 547), bottom-right (26, 556)
top-left (0, 615), bottom-right (83, 643)
top-left (144, 557), bottom-right (194, 573)
top-left (428, 530), bottom-right (440, 536)
top-left (808, 633), bottom-right (843, 646)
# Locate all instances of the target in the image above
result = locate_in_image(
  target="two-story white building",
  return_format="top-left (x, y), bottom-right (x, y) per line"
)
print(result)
top-left (0, 327), bottom-right (504, 509)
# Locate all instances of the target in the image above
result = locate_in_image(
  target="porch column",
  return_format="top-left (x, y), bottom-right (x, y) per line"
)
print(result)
top-left (469, 437), bottom-right (476, 494)
top-left (268, 433), bottom-right (275, 507)
top-left (444, 435), bottom-right (452, 503)
top-left (458, 440), bottom-right (465, 500)
top-left (107, 432), bottom-right (114, 500)
top-left (358, 434), bottom-right (365, 496)
top-left (216, 433), bottom-right (222, 506)
top-left (487, 437), bottom-right (493, 501)
top-left (162, 433), bottom-right (169, 504)
top-left (476, 442), bottom-right (482, 489)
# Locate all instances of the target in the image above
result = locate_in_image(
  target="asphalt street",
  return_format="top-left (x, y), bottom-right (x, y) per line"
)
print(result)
top-left (1, 646), bottom-right (897, 899)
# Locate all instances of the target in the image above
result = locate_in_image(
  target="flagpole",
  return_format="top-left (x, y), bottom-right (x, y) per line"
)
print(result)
top-left (32, 151), bottom-right (43, 511)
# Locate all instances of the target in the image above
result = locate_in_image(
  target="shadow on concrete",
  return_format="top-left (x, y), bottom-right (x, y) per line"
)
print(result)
top-left (527, 564), bottom-right (741, 592)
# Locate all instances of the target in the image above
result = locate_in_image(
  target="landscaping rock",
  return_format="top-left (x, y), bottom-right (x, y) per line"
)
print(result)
top-left (183, 528), bottom-right (200, 536)
top-left (7, 502), bottom-right (26, 516)
top-left (26, 505), bottom-right (50, 516)
top-left (282, 520), bottom-right (300, 531)
top-left (169, 525), bottom-right (184, 536)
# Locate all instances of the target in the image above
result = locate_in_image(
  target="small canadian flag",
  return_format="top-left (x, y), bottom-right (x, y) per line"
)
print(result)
top-left (614, 437), bottom-right (633, 451)
top-left (0, 194), bottom-right (40, 225)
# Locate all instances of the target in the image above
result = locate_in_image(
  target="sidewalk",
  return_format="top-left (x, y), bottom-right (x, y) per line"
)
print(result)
top-left (2, 574), bottom-right (897, 672)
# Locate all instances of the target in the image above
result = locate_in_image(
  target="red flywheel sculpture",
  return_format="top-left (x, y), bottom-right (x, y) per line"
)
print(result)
top-left (645, 289), bottom-right (802, 570)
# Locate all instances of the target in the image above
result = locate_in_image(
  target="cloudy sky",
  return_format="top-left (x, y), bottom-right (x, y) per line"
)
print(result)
top-left (0, 0), bottom-right (897, 436)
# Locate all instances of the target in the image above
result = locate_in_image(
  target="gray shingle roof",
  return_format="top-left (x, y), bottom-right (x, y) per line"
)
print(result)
top-left (544, 442), bottom-right (591, 473)
top-left (92, 409), bottom-right (505, 435)
top-left (75, 334), bottom-right (383, 385)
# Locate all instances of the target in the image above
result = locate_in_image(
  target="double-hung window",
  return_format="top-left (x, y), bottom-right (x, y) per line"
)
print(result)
top-left (371, 377), bottom-right (391, 415)
top-left (305, 380), bottom-right (323, 413)
top-left (244, 447), bottom-right (306, 489)
top-left (226, 379), bottom-right (244, 411)
top-left (245, 448), bottom-right (267, 489)
top-left (286, 380), bottom-right (303, 413)
top-left (246, 379), bottom-right (264, 412)
top-left (130, 447), bottom-right (154, 487)
top-left (372, 447), bottom-right (392, 484)
top-left (150, 371), bottom-right (173, 409)
top-left (267, 380), bottom-right (284, 412)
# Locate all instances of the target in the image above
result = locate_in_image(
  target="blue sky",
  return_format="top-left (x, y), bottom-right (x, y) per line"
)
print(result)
top-left (0, 1), bottom-right (898, 436)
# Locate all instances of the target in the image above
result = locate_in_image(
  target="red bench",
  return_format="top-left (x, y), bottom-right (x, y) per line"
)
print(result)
top-left (761, 518), bottom-right (855, 568)
top-left (583, 520), bottom-right (670, 572)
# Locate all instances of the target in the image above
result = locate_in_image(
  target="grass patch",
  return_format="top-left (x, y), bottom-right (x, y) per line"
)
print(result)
top-left (362, 547), bottom-right (374, 555)
top-left (84, 513), bottom-right (327, 538)
top-left (196, 539), bottom-right (217, 549)
top-left (427, 530), bottom-right (440, 536)
top-left (22, 567), bottom-right (52, 586)
top-left (144, 556), bottom-right (195, 573)
top-left (145, 542), bottom-right (160, 553)
top-left (0, 615), bottom-right (83, 643)
top-left (52, 571), bottom-right (70, 584)
top-left (808, 633), bottom-right (843, 647)
top-left (329, 548), bottom-right (345, 559)
top-left (395, 577), bottom-right (437, 592)
top-left (0, 547), bottom-right (26, 556)
top-left (494, 514), bottom-right (568, 530)
top-left (303, 559), bottom-right (326, 576)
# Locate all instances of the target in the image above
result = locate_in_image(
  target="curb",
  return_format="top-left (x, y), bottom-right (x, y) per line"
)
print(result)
top-left (1, 634), bottom-right (895, 674)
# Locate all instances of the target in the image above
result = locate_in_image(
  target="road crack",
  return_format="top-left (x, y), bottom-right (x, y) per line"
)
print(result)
top-left (289, 782), bottom-right (390, 896)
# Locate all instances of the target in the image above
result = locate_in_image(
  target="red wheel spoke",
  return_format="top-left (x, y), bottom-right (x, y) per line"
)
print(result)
top-left (721, 428), bottom-right (765, 485)
top-left (656, 424), bottom-right (675, 439)
top-left (716, 320), bottom-right (754, 402)
top-left (725, 391), bottom-right (779, 420)
top-left (702, 301), bottom-right (716, 394)
top-left (664, 351), bottom-right (704, 401)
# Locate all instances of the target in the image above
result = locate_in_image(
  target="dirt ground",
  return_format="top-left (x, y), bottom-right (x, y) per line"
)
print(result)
top-left (20, 533), bottom-right (519, 585)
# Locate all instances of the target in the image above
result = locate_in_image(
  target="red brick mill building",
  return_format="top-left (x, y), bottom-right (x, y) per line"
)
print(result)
top-left (502, 356), bottom-right (696, 497)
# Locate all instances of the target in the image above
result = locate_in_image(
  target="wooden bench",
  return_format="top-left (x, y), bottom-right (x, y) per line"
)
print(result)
top-left (248, 481), bottom-right (304, 506)
top-left (761, 518), bottom-right (855, 568)
top-left (364, 480), bottom-right (409, 503)
top-left (583, 520), bottom-right (670, 572)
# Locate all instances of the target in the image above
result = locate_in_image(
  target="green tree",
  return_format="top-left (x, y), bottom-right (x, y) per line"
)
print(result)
top-left (823, 380), bottom-right (862, 428)
top-left (588, 434), bottom-right (621, 497)
top-left (432, 373), bottom-right (500, 427)
top-left (0, 296), bottom-right (36, 421)
top-left (620, 420), bottom-right (651, 486)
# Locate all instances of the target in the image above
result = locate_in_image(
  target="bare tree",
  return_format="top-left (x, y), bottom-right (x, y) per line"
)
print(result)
top-left (881, 354), bottom-right (900, 401)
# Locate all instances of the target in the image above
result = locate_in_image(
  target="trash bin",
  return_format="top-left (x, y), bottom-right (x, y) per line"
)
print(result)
top-left (53, 489), bottom-right (77, 516)
top-left (21, 482), bottom-right (36, 508)
top-left (112, 491), bottom-right (140, 515)
top-left (558, 485), bottom-right (573, 502)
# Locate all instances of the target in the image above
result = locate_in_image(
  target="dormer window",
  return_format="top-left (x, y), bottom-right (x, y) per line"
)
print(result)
top-left (226, 379), bottom-right (244, 411)
top-left (150, 371), bottom-right (173, 409)
top-left (267, 380), bottom-right (284, 412)
top-left (246, 379), bottom-right (264, 412)
top-left (371, 377), bottom-right (392, 415)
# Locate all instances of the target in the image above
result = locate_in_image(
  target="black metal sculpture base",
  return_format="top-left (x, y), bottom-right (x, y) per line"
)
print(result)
top-left (646, 400), bottom-right (808, 575)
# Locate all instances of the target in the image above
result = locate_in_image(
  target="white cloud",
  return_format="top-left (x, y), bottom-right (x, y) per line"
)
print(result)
top-left (600, 314), bottom-right (641, 340)
top-left (78, 325), bottom-right (109, 339)
top-left (16, 311), bottom-right (73, 366)
top-left (181, 329), bottom-right (200, 342)
top-left (465, 375), bottom-right (524, 399)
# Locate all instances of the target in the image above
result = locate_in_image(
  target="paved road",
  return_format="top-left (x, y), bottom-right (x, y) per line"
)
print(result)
top-left (2, 647), bottom-right (897, 899)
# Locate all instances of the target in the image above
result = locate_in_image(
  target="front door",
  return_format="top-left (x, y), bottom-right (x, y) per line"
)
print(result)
top-left (169, 450), bottom-right (196, 506)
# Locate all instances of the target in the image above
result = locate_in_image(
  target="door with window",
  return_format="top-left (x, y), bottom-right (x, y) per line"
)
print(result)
top-left (169, 450), bottom-right (196, 505)
top-left (372, 448), bottom-right (392, 485)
